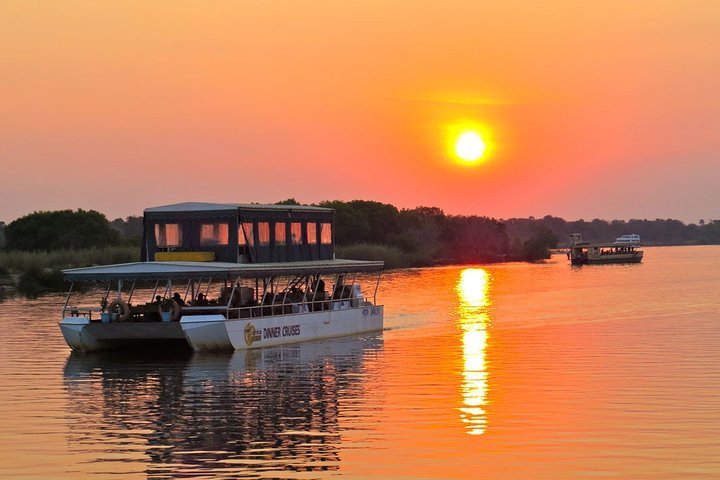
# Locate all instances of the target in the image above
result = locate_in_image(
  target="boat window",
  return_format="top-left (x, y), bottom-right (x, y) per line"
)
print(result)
top-left (240, 223), bottom-right (254, 246)
top-left (258, 222), bottom-right (270, 246)
top-left (201, 223), bottom-right (229, 246)
top-left (290, 222), bottom-right (302, 245)
top-left (320, 223), bottom-right (332, 244)
top-left (307, 222), bottom-right (317, 245)
top-left (275, 222), bottom-right (286, 246)
top-left (155, 223), bottom-right (182, 247)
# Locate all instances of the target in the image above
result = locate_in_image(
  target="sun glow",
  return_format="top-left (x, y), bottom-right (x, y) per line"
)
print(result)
top-left (455, 131), bottom-right (486, 162)
top-left (446, 123), bottom-right (493, 166)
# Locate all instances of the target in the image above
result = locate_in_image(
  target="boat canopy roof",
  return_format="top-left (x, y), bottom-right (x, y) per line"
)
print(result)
top-left (144, 202), bottom-right (332, 214)
top-left (63, 259), bottom-right (384, 282)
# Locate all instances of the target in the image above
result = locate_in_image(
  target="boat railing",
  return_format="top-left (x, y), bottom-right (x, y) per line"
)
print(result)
top-left (223, 295), bottom-right (376, 320)
top-left (63, 295), bottom-right (378, 322)
top-left (62, 306), bottom-right (101, 320)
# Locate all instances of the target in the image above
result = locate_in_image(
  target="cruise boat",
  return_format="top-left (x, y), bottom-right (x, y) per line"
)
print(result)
top-left (567, 233), bottom-right (643, 265)
top-left (59, 202), bottom-right (384, 352)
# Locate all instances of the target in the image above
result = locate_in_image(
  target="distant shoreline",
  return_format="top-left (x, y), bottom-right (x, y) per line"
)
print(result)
top-left (2, 243), bottom-right (719, 300)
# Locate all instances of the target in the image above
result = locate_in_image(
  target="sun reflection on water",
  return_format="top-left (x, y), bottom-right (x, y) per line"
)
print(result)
top-left (456, 268), bottom-right (491, 435)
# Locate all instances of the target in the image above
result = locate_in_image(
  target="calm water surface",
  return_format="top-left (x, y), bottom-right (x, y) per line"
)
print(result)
top-left (1, 246), bottom-right (720, 478)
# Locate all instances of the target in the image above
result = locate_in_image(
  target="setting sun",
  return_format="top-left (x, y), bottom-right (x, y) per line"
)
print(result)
top-left (455, 132), bottom-right (486, 162)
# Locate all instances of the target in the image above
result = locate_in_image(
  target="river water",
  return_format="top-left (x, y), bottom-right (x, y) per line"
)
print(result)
top-left (1, 246), bottom-right (719, 478)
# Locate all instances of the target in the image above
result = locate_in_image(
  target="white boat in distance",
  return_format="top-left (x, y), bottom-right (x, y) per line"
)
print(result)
top-left (567, 233), bottom-right (643, 265)
top-left (60, 202), bottom-right (384, 353)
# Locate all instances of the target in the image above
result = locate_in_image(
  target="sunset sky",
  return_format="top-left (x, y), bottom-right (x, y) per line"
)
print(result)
top-left (1, 1), bottom-right (719, 223)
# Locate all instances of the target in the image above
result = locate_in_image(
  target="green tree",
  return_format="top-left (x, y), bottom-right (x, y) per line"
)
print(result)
top-left (5, 209), bottom-right (120, 251)
top-left (276, 198), bottom-right (301, 205)
top-left (522, 225), bottom-right (559, 261)
top-left (440, 215), bottom-right (509, 263)
top-left (319, 200), bottom-right (400, 245)
top-left (110, 215), bottom-right (143, 244)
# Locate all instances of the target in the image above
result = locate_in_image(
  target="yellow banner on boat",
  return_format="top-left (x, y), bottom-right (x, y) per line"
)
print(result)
top-left (154, 252), bottom-right (216, 262)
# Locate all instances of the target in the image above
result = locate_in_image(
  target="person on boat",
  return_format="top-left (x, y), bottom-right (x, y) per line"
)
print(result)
top-left (332, 275), bottom-right (345, 299)
top-left (172, 292), bottom-right (185, 306)
top-left (194, 293), bottom-right (208, 306)
top-left (309, 279), bottom-right (327, 311)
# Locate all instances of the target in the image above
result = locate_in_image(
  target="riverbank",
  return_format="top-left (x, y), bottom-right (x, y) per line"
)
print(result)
top-left (336, 243), bottom-right (516, 268)
top-left (0, 246), bottom-right (139, 298)
top-left (1, 243), bottom-right (524, 299)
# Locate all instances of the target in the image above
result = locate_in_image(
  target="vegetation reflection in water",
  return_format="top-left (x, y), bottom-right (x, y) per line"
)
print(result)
top-left (456, 268), bottom-right (491, 436)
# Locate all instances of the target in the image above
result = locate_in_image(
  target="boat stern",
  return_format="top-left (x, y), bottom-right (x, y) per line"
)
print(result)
top-left (59, 316), bottom-right (92, 352)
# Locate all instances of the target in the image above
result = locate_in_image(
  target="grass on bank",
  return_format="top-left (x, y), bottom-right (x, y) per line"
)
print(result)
top-left (336, 243), bottom-right (433, 269)
top-left (0, 246), bottom-right (140, 298)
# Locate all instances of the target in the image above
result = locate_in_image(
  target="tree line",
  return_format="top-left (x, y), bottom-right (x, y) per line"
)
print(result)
top-left (504, 215), bottom-right (720, 247)
top-left (2, 204), bottom-right (719, 267)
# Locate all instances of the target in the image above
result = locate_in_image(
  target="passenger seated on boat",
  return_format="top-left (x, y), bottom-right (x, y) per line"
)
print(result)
top-left (333, 284), bottom-right (352, 300)
top-left (287, 287), bottom-right (307, 313)
top-left (287, 286), bottom-right (302, 304)
top-left (172, 292), bottom-right (185, 307)
top-left (148, 295), bottom-right (163, 320)
top-left (194, 293), bottom-right (208, 306)
top-left (332, 275), bottom-right (346, 299)
top-left (308, 280), bottom-right (328, 311)
top-left (312, 279), bottom-right (326, 293)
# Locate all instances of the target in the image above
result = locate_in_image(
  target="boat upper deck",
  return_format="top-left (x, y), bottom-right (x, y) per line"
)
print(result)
top-left (142, 201), bottom-right (337, 264)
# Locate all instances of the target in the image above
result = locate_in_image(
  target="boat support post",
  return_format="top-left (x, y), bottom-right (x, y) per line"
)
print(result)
top-left (63, 282), bottom-right (74, 312)
top-left (374, 272), bottom-right (381, 305)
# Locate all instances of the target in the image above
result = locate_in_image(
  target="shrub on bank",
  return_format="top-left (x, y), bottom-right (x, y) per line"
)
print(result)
top-left (336, 243), bottom-right (433, 269)
top-left (5, 209), bottom-right (120, 251)
top-left (0, 246), bottom-right (139, 273)
top-left (17, 266), bottom-right (65, 298)
top-left (0, 246), bottom-right (140, 297)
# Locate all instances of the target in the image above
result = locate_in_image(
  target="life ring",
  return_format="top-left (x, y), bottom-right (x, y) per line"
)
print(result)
top-left (168, 299), bottom-right (181, 321)
top-left (107, 300), bottom-right (130, 322)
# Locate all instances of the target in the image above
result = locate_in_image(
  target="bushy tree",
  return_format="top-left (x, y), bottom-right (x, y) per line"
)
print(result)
top-left (440, 215), bottom-right (509, 263)
top-left (522, 225), bottom-right (559, 261)
top-left (276, 198), bottom-right (301, 205)
top-left (392, 207), bottom-right (444, 254)
top-left (110, 216), bottom-right (143, 240)
top-left (319, 200), bottom-right (400, 246)
top-left (5, 209), bottom-right (120, 251)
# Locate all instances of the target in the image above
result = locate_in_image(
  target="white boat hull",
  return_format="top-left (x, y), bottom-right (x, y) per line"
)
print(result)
top-left (181, 305), bottom-right (384, 352)
top-left (59, 317), bottom-right (188, 352)
top-left (61, 307), bottom-right (383, 353)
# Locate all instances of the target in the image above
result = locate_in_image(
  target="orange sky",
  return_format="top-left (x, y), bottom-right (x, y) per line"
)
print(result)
top-left (1, 1), bottom-right (719, 223)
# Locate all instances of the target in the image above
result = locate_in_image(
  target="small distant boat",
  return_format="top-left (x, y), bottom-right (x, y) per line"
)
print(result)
top-left (567, 233), bottom-right (643, 266)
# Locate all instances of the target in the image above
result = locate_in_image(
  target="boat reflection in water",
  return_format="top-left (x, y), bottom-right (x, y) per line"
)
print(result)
top-left (63, 335), bottom-right (383, 477)
top-left (456, 268), bottom-right (491, 435)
